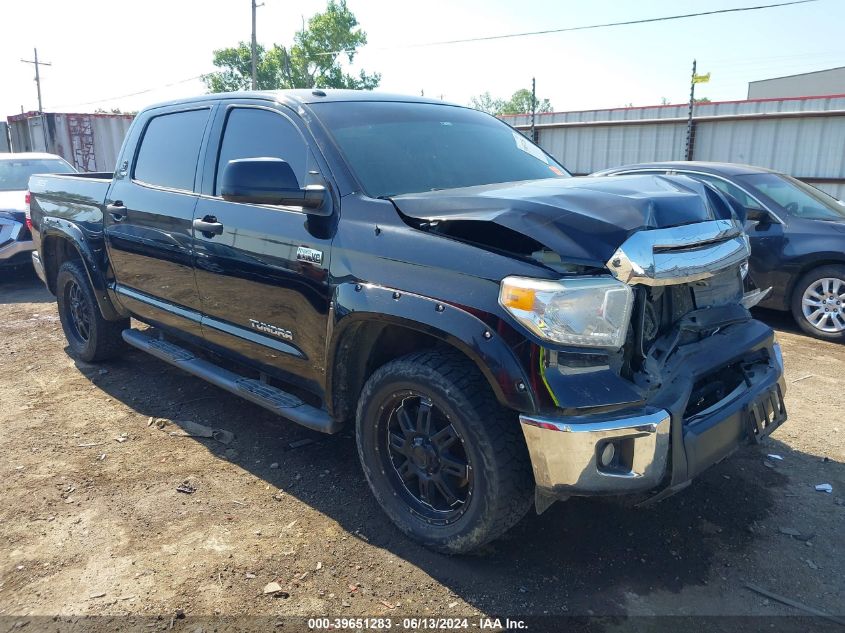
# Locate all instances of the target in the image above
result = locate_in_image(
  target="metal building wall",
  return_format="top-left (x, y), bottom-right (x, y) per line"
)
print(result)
top-left (0, 123), bottom-right (10, 153)
top-left (50, 113), bottom-right (134, 172)
top-left (748, 67), bottom-right (845, 99)
top-left (536, 122), bottom-right (688, 175)
top-left (6, 118), bottom-right (32, 152)
top-left (6, 116), bottom-right (48, 152)
top-left (503, 95), bottom-right (845, 199)
top-left (693, 116), bottom-right (845, 199)
top-left (5, 112), bottom-right (134, 172)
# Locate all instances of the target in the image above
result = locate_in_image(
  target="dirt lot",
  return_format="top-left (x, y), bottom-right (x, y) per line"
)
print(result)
top-left (1, 268), bottom-right (843, 631)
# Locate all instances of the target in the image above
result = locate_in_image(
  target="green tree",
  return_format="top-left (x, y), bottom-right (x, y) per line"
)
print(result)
top-left (203, 0), bottom-right (380, 93)
top-left (203, 43), bottom-right (283, 92)
top-left (469, 88), bottom-right (553, 116)
top-left (469, 92), bottom-right (505, 115)
top-left (501, 88), bottom-right (553, 115)
top-left (694, 97), bottom-right (711, 104)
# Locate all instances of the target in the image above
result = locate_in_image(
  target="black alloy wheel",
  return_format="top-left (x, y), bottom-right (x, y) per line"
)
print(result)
top-left (355, 350), bottom-right (534, 554)
top-left (381, 392), bottom-right (472, 525)
top-left (65, 279), bottom-right (92, 344)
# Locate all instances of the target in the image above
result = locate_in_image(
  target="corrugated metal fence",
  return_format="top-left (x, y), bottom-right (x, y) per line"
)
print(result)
top-left (502, 94), bottom-right (845, 199)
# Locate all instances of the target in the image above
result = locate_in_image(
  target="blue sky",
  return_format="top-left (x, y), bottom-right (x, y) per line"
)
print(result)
top-left (1, 0), bottom-right (843, 116)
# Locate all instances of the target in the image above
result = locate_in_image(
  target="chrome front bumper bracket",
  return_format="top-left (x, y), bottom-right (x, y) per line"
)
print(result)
top-left (520, 409), bottom-right (671, 495)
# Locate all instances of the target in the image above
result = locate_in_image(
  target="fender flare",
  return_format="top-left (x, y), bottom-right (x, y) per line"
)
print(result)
top-left (327, 282), bottom-right (537, 416)
top-left (39, 217), bottom-right (126, 321)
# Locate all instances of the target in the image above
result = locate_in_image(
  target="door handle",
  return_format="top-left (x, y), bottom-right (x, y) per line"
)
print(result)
top-left (193, 215), bottom-right (224, 237)
top-left (106, 202), bottom-right (126, 222)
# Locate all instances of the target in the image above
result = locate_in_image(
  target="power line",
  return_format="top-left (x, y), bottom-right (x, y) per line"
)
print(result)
top-left (48, 0), bottom-right (824, 110)
top-left (318, 0), bottom-right (819, 56)
top-left (52, 74), bottom-right (208, 110)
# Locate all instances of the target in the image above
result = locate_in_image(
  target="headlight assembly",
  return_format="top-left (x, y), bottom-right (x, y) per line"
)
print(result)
top-left (499, 276), bottom-right (634, 349)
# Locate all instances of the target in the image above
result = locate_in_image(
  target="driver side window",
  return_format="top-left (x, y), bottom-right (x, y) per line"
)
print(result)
top-left (214, 107), bottom-right (308, 196)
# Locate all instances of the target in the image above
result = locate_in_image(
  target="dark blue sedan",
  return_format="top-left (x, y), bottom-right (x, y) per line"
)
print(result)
top-left (595, 162), bottom-right (845, 342)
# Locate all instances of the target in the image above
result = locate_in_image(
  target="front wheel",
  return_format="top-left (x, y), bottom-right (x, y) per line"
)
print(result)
top-left (790, 265), bottom-right (845, 342)
top-left (355, 350), bottom-right (534, 554)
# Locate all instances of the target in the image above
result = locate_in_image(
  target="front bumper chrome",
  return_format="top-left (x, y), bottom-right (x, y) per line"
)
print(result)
top-left (520, 409), bottom-right (670, 495)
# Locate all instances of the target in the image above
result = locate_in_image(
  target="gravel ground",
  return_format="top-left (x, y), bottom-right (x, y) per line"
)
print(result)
top-left (0, 267), bottom-right (843, 632)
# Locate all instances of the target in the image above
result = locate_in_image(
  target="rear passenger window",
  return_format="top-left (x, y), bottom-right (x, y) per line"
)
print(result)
top-left (215, 108), bottom-right (308, 196)
top-left (134, 109), bottom-right (210, 191)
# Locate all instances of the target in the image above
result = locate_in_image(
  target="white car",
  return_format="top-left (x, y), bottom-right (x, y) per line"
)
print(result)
top-left (0, 153), bottom-right (75, 270)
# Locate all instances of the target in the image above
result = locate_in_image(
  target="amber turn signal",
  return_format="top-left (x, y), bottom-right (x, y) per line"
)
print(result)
top-left (500, 284), bottom-right (536, 311)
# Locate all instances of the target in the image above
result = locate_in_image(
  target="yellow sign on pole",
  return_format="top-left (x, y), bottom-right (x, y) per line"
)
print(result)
top-left (693, 72), bottom-right (711, 84)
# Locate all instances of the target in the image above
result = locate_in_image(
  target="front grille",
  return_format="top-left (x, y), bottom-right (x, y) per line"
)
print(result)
top-left (641, 265), bottom-right (743, 352)
top-left (608, 219), bottom-right (748, 287)
top-left (620, 263), bottom-right (746, 381)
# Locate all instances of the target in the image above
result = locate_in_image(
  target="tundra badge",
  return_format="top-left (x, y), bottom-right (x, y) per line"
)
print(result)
top-left (297, 246), bottom-right (323, 265)
top-left (249, 319), bottom-right (293, 341)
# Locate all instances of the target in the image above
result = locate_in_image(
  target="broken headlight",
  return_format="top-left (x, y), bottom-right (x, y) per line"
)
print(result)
top-left (499, 276), bottom-right (634, 349)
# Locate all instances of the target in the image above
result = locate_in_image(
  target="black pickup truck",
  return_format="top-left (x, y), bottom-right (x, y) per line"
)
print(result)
top-left (28, 90), bottom-right (787, 553)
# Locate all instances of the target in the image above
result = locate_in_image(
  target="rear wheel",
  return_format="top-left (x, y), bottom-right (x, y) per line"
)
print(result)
top-left (790, 265), bottom-right (845, 342)
top-left (355, 350), bottom-right (534, 554)
top-left (56, 260), bottom-right (128, 362)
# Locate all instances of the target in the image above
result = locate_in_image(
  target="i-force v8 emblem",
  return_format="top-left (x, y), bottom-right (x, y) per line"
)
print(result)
top-left (297, 246), bottom-right (323, 265)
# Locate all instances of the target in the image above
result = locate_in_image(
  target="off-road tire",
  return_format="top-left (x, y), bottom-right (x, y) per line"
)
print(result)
top-left (56, 260), bottom-right (128, 362)
top-left (355, 349), bottom-right (534, 554)
top-left (790, 265), bottom-right (845, 342)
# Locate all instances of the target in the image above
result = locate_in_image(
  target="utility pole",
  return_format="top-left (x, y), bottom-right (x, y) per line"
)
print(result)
top-left (531, 77), bottom-right (537, 143)
top-left (251, 0), bottom-right (258, 89)
top-left (21, 48), bottom-right (51, 113)
top-left (684, 59), bottom-right (696, 161)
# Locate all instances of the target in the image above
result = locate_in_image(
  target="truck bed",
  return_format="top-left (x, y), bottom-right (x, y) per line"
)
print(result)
top-left (28, 172), bottom-right (112, 225)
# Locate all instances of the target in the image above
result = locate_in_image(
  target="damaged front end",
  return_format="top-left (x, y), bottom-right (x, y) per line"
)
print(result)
top-left (391, 174), bottom-right (786, 508)
top-left (517, 217), bottom-right (786, 509)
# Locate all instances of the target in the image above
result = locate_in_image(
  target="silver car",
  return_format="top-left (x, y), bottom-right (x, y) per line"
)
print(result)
top-left (0, 153), bottom-right (75, 270)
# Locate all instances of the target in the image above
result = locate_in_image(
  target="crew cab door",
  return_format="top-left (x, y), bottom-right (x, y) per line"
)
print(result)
top-left (105, 105), bottom-right (214, 337)
top-left (193, 101), bottom-right (334, 394)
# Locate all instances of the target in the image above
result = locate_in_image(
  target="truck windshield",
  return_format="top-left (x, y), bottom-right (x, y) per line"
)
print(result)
top-left (0, 158), bottom-right (76, 191)
top-left (737, 173), bottom-right (845, 221)
top-left (312, 101), bottom-right (569, 198)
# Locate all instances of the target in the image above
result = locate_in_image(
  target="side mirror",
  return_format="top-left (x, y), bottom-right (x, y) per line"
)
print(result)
top-left (745, 207), bottom-right (770, 223)
top-left (220, 157), bottom-right (328, 214)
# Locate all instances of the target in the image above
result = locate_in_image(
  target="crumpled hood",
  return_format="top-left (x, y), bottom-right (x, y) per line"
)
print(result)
top-left (391, 174), bottom-right (739, 267)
